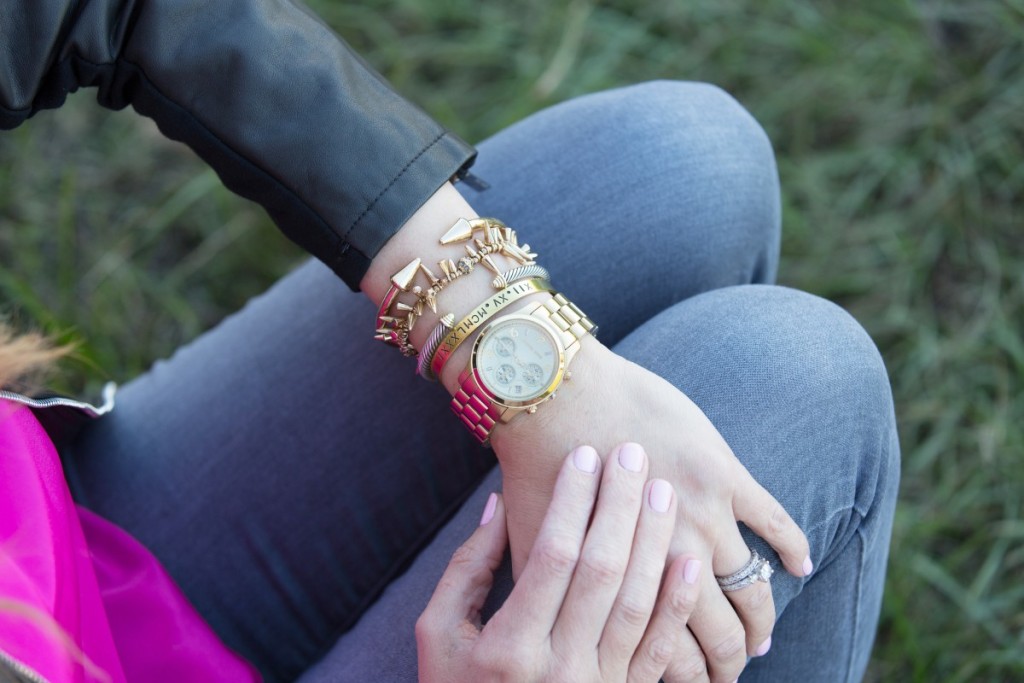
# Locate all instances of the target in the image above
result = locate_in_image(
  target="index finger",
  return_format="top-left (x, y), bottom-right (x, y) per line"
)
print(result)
top-left (497, 445), bottom-right (603, 635)
top-left (732, 475), bottom-right (813, 578)
top-left (421, 492), bottom-right (509, 634)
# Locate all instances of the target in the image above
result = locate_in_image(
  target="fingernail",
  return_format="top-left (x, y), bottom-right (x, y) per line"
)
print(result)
top-left (617, 442), bottom-right (645, 472)
top-left (479, 492), bottom-right (498, 526)
top-left (649, 479), bottom-right (673, 512)
top-left (803, 556), bottom-right (814, 576)
top-left (573, 445), bottom-right (598, 473)
top-left (683, 558), bottom-right (701, 585)
top-left (756, 635), bottom-right (772, 656)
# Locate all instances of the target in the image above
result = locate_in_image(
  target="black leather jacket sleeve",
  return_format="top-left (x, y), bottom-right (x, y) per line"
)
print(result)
top-left (0, 0), bottom-right (476, 290)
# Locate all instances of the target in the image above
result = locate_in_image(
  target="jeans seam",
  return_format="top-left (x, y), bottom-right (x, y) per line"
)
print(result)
top-left (844, 526), bottom-right (868, 683)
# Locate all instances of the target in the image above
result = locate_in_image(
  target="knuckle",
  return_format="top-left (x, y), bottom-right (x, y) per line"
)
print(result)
top-left (669, 652), bottom-right (709, 681)
top-left (743, 583), bottom-right (773, 613)
top-left (667, 583), bottom-right (698, 616)
top-left (768, 501), bottom-right (791, 536)
top-left (472, 638), bottom-right (526, 677)
top-left (644, 635), bottom-right (677, 667)
top-left (433, 575), bottom-right (463, 599)
top-left (710, 628), bottom-right (747, 662)
top-left (468, 644), bottom-right (497, 674)
top-left (414, 613), bottom-right (436, 643)
top-left (532, 535), bottom-right (580, 576)
top-left (770, 501), bottom-right (786, 532)
top-left (615, 593), bottom-right (653, 629)
top-left (577, 549), bottom-right (627, 587)
top-left (449, 543), bottom-right (478, 570)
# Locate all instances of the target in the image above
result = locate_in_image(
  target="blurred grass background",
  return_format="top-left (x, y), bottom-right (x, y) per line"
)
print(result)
top-left (1, 0), bottom-right (1022, 679)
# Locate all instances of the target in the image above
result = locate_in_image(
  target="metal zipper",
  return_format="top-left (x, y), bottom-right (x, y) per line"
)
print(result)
top-left (0, 382), bottom-right (116, 417)
top-left (0, 648), bottom-right (50, 683)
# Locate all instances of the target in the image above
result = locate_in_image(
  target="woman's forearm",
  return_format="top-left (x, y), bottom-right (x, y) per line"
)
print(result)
top-left (2, 0), bottom-right (474, 292)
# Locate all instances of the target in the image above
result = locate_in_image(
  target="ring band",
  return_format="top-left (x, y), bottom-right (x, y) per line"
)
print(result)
top-left (715, 550), bottom-right (773, 592)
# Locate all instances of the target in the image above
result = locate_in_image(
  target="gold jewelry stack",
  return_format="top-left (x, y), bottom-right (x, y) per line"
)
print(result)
top-left (417, 264), bottom-right (551, 379)
top-left (373, 216), bottom-right (596, 445)
top-left (374, 217), bottom-right (538, 357)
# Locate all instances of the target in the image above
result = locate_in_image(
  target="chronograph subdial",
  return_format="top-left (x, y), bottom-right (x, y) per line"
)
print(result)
top-left (494, 336), bottom-right (515, 357)
top-left (521, 363), bottom-right (545, 386)
top-left (494, 364), bottom-right (516, 385)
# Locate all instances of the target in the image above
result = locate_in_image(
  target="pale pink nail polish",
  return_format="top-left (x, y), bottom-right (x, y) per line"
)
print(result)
top-left (756, 635), bottom-right (772, 656)
top-left (479, 492), bottom-right (498, 526)
top-left (683, 558), bottom-right (701, 585)
top-left (649, 479), bottom-right (673, 512)
top-left (573, 445), bottom-right (598, 473)
top-left (617, 442), bottom-right (645, 472)
top-left (803, 556), bottom-right (814, 576)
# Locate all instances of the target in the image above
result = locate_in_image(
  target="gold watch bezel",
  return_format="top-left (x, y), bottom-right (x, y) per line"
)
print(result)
top-left (469, 313), bottom-right (567, 410)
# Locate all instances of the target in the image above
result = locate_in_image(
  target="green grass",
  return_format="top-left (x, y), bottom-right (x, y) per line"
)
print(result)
top-left (2, 0), bottom-right (1022, 679)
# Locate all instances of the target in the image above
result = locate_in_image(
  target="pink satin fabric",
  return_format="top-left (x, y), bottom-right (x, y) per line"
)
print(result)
top-left (0, 402), bottom-right (260, 682)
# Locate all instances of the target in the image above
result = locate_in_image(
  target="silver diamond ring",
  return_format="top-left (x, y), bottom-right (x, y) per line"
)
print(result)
top-left (715, 549), bottom-right (774, 592)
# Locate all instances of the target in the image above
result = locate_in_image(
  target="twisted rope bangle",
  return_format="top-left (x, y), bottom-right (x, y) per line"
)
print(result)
top-left (418, 265), bottom-right (553, 381)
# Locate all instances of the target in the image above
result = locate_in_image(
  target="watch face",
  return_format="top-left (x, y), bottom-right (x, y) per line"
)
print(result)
top-left (474, 316), bottom-right (563, 404)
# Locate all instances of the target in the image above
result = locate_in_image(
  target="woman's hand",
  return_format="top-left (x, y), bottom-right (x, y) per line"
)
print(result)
top-left (491, 340), bottom-right (813, 683)
top-left (417, 446), bottom-right (702, 683)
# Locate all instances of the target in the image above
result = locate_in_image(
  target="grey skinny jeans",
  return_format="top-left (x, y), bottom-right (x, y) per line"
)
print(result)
top-left (62, 81), bottom-right (900, 682)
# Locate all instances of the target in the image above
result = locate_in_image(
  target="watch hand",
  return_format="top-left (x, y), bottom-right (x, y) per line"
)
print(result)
top-left (523, 340), bottom-right (545, 357)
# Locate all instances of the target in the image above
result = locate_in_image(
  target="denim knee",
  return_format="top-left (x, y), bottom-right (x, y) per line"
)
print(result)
top-left (469, 80), bottom-right (782, 288)
top-left (585, 80), bottom-right (782, 282)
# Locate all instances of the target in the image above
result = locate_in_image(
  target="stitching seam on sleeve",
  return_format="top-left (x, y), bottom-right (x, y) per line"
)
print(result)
top-left (340, 131), bottom-right (447, 242)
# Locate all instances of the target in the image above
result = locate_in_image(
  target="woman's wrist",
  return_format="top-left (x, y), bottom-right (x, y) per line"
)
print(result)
top-left (360, 182), bottom-right (483, 355)
top-left (360, 182), bottom-right (555, 395)
top-left (359, 182), bottom-right (609, 454)
top-left (491, 335), bottom-right (616, 472)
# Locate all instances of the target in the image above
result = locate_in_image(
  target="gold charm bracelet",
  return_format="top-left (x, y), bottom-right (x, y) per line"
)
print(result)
top-left (374, 218), bottom-right (538, 357)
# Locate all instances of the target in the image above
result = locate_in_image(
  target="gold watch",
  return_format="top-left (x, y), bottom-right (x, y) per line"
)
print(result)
top-left (450, 293), bottom-right (595, 445)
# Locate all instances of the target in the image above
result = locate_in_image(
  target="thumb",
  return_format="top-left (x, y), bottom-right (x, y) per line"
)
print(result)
top-left (420, 492), bottom-right (508, 633)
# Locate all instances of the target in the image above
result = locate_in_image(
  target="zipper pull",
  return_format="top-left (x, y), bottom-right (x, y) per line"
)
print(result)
top-left (453, 170), bottom-right (491, 192)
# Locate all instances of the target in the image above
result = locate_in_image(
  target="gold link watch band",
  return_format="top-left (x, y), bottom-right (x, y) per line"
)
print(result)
top-left (534, 293), bottom-right (597, 349)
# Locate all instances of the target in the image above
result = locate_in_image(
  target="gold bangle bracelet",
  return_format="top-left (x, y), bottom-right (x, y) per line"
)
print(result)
top-left (417, 264), bottom-right (552, 381)
top-left (429, 277), bottom-right (554, 379)
top-left (374, 217), bottom-right (539, 357)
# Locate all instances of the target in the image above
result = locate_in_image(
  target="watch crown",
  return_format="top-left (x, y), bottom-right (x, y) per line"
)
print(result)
top-left (564, 371), bottom-right (572, 381)
top-left (527, 406), bottom-right (538, 414)
top-left (550, 393), bottom-right (557, 400)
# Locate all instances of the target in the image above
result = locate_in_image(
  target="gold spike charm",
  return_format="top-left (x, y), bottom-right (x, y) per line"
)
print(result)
top-left (391, 258), bottom-right (421, 291)
top-left (422, 289), bottom-right (438, 314)
top-left (480, 255), bottom-right (502, 275)
top-left (439, 217), bottom-right (475, 245)
top-left (418, 262), bottom-right (440, 286)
